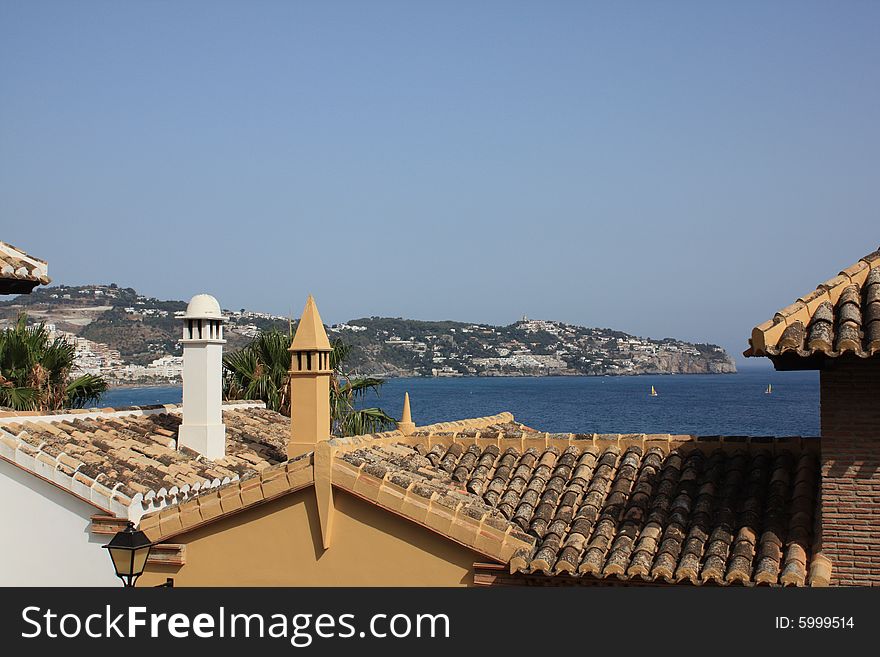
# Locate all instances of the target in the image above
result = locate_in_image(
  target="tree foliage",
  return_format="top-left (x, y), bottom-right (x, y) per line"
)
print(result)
top-left (0, 313), bottom-right (108, 411)
top-left (223, 330), bottom-right (397, 437)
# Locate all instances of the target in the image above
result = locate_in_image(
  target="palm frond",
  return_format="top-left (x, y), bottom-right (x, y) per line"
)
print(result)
top-left (0, 312), bottom-right (109, 412)
top-left (339, 377), bottom-right (386, 400)
top-left (329, 339), bottom-right (352, 372)
top-left (224, 330), bottom-right (393, 437)
top-left (336, 407), bottom-right (398, 437)
top-left (0, 383), bottom-right (39, 411)
top-left (65, 374), bottom-right (109, 409)
top-left (223, 330), bottom-right (292, 414)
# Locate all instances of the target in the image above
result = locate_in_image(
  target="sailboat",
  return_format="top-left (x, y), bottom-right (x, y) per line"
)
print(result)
top-left (650, 385), bottom-right (658, 397)
top-left (765, 384), bottom-right (772, 395)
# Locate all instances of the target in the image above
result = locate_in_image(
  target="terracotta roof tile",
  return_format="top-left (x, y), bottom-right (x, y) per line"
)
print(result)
top-left (0, 241), bottom-right (50, 292)
top-left (0, 402), bottom-right (288, 522)
top-left (334, 428), bottom-right (822, 587)
top-left (748, 247), bottom-right (880, 358)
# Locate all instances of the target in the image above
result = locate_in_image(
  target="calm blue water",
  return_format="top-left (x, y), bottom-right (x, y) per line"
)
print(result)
top-left (101, 369), bottom-right (820, 437)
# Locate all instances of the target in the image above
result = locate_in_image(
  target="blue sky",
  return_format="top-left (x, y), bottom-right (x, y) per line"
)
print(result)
top-left (2, 1), bottom-right (878, 365)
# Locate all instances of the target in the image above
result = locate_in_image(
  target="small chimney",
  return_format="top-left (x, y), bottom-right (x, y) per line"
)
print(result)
top-left (178, 293), bottom-right (226, 459)
top-left (398, 392), bottom-right (415, 435)
top-left (288, 295), bottom-right (332, 458)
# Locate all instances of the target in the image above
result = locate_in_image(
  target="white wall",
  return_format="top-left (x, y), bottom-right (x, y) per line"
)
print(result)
top-left (0, 459), bottom-right (120, 586)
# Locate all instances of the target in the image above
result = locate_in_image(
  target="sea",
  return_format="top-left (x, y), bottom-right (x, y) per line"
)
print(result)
top-left (100, 368), bottom-right (820, 437)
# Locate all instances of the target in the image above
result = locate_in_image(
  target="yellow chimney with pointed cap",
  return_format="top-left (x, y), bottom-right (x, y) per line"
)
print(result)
top-left (288, 295), bottom-right (332, 458)
top-left (397, 392), bottom-right (416, 435)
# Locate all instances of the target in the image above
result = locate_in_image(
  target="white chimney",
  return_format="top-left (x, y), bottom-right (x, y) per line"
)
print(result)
top-left (178, 293), bottom-right (226, 459)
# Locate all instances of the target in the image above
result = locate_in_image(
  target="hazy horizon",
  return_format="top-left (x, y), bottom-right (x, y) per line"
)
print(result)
top-left (3, 2), bottom-right (878, 366)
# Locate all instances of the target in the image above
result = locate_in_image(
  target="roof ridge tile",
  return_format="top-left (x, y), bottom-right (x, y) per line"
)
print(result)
top-left (749, 247), bottom-right (880, 358)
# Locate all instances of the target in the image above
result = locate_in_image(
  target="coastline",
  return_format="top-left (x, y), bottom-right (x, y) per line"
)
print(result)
top-left (348, 369), bottom-right (738, 379)
top-left (108, 369), bottom-right (739, 390)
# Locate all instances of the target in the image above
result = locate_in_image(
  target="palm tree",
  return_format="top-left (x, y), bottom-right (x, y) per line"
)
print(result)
top-left (328, 340), bottom-right (397, 437)
top-left (222, 329), bottom-right (291, 416)
top-left (0, 313), bottom-right (108, 411)
top-left (222, 330), bottom-right (397, 436)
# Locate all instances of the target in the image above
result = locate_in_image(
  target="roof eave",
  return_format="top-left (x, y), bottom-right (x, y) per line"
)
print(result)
top-left (0, 279), bottom-right (44, 295)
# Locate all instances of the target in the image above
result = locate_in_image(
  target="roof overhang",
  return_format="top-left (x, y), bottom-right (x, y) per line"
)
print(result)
top-left (0, 240), bottom-right (51, 294)
top-left (0, 278), bottom-right (41, 295)
top-left (749, 349), bottom-right (880, 372)
top-left (767, 352), bottom-right (826, 371)
top-left (746, 247), bottom-right (880, 362)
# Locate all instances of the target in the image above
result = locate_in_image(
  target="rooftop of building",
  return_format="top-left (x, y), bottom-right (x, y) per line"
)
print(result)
top-left (0, 240), bottom-right (51, 294)
top-left (0, 400), bottom-right (294, 522)
top-left (0, 278), bottom-right (844, 587)
top-left (747, 246), bottom-right (880, 362)
top-left (0, 395), bottom-right (828, 587)
top-left (321, 416), bottom-right (824, 587)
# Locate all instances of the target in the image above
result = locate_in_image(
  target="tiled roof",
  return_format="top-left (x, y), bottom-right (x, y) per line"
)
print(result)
top-left (0, 241), bottom-right (50, 293)
top-left (3, 393), bottom-right (828, 587)
top-left (747, 247), bottom-right (880, 359)
top-left (0, 401), bottom-right (290, 522)
top-left (331, 420), bottom-right (825, 586)
top-left (328, 415), bottom-right (535, 563)
top-left (138, 455), bottom-right (313, 543)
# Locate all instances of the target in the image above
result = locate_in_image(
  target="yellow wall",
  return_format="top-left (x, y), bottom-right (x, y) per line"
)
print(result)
top-left (138, 487), bottom-right (481, 587)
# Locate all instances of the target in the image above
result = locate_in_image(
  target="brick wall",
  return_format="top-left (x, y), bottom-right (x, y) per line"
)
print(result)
top-left (819, 357), bottom-right (880, 586)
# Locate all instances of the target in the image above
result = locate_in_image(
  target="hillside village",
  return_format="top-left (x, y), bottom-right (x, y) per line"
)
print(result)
top-left (0, 284), bottom-right (735, 384)
top-left (0, 284), bottom-right (289, 385)
top-left (337, 316), bottom-right (735, 376)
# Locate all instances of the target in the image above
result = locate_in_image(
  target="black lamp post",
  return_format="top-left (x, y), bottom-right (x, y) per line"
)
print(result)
top-left (103, 521), bottom-right (154, 587)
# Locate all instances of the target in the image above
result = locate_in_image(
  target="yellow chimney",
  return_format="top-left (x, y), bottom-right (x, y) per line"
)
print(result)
top-left (288, 295), bottom-right (332, 458)
top-left (397, 392), bottom-right (416, 435)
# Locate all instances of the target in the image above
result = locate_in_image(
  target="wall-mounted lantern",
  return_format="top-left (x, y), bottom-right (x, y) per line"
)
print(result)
top-left (103, 521), bottom-right (154, 587)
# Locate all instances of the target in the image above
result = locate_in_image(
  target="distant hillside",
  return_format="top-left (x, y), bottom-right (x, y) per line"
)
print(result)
top-left (333, 317), bottom-right (735, 376)
top-left (0, 284), bottom-right (736, 378)
top-left (0, 284), bottom-right (287, 365)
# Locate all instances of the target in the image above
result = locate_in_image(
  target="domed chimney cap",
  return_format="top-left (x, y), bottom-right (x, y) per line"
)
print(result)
top-left (183, 294), bottom-right (224, 320)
